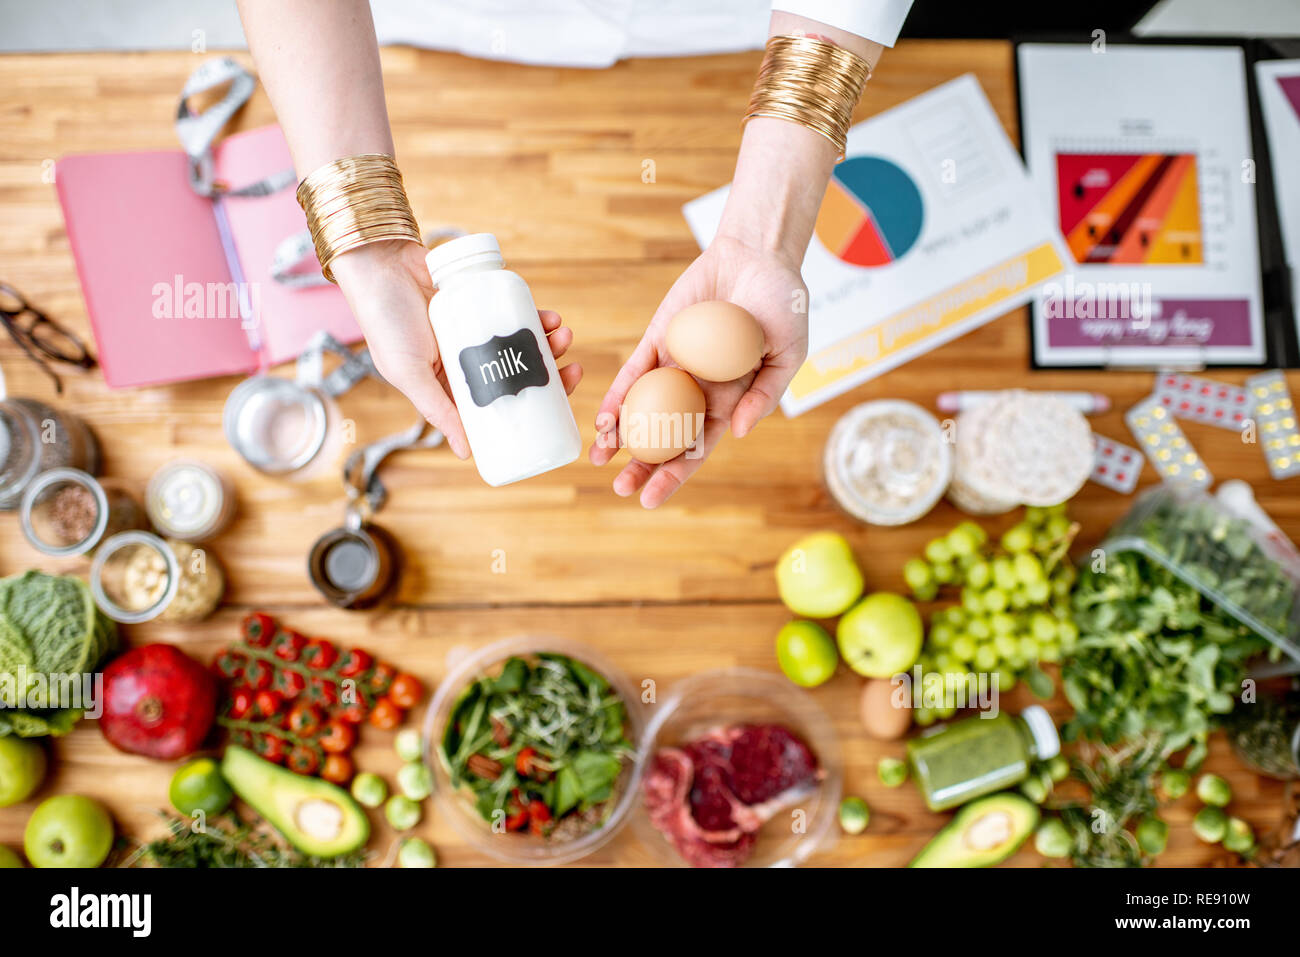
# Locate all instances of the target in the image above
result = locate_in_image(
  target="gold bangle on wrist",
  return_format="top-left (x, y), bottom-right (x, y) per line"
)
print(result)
top-left (743, 34), bottom-right (873, 158)
top-left (296, 153), bottom-right (421, 282)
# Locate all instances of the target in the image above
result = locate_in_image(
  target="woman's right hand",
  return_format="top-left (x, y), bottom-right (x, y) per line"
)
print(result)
top-left (329, 239), bottom-right (582, 462)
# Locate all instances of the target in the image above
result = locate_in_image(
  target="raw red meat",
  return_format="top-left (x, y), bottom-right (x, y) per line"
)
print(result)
top-left (642, 723), bottom-right (822, 867)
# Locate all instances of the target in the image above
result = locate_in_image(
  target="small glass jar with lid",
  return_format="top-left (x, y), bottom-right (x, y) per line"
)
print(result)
top-left (906, 705), bottom-right (1060, 812)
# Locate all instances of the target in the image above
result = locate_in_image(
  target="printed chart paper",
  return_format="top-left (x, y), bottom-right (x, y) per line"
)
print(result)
top-left (682, 74), bottom-right (1069, 417)
top-left (1018, 44), bottom-right (1265, 367)
top-left (1256, 59), bottom-right (1300, 348)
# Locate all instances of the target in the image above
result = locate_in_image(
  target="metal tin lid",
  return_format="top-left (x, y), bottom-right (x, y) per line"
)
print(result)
top-left (1020, 704), bottom-right (1060, 761)
top-left (223, 376), bottom-right (328, 475)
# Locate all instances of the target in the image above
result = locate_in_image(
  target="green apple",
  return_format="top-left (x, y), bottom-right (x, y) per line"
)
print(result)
top-left (836, 592), bottom-right (923, 678)
top-left (775, 620), bottom-right (838, 687)
top-left (24, 794), bottom-right (114, 868)
top-left (0, 845), bottom-right (23, 868)
top-left (0, 736), bottom-right (46, 807)
top-left (775, 532), bottom-right (864, 618)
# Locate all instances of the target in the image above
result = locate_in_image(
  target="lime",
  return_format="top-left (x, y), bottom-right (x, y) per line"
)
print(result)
top-left (775, 620), bottom-right (838, 687)
top-left (169, 758), bottom-right (234, 818)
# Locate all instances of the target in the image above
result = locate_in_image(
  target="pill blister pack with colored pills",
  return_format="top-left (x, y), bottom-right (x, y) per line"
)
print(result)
top-left (1090, 433), bottom-right (1143, 493)
top-left (1125, 397), bottom-right (1213, 489)
top-left (1153, 373), bottom-right (1253, 431)
top-left (1247, 371), bottom-right (1300, 479)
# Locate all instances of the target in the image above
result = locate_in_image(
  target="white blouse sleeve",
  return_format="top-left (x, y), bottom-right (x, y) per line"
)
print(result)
top-left (771, 0), bottom-right (914, 47)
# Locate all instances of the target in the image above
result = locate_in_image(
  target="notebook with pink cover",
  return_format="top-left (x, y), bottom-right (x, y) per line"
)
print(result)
top-left (55, 125), bottom-right (362, 389)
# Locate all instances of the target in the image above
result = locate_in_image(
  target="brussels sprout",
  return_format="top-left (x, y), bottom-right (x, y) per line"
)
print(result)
top-left (838, 796), bottom-right (870, 835)
top-left (350, 772), bottom-right (388, 809)
top-left (1222, 817), bottom-right (1255, 856)
top-left (385, 795), bottom-right (422, 831)
top-left (1160, 768), bottom-right (1191, 800)
top-left (394, 728), bottom-right (423, 764)
top-left (1192, 806), bottom-right (1227, 844)
top-left (1195, 773), bottom-right (1232, 808)
top-left (1034, 818), bottom-right (1072, 858)
top-left (397, 837), bottom-right (437, 868)
top-left (397, 762), bottom-right (433, 802)
top-left (1020, 775), bottom-right (1049, 804)
top-left (1046, 755), bottom-right (1070, 783)
top-left (1136, 816), bottom-right (1168, 856)
top-left (877, 757), bottom-right (908, 788)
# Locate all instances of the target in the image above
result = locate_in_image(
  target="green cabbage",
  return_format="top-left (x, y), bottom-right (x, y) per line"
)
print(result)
top-left (0, 571), bottom-right (117, 737)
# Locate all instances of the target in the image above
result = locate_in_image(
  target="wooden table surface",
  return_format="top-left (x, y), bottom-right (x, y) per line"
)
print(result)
top-left (1, 40), bottom-right (1296, 867)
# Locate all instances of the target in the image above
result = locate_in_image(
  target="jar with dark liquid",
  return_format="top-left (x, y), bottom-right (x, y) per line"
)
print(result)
top-left (307, 518), bottom-right (399, 609)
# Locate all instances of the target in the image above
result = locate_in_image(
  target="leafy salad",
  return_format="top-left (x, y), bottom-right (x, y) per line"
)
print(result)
top-left (439, 653), bottom-right (635, 839)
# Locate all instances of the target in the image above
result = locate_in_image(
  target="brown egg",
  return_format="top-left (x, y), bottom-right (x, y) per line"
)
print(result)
top-left (860, 678), bottom-right (912, 740)
top-left (621, 368), bottom-right (707, 464)
top-left (665, 301), bottom-right (765, 382)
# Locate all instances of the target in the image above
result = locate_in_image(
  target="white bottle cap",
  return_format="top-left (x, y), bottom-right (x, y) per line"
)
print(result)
top-left (1020, 704), bottom-right (1060, 760)
top-left (425, 233), bottom-right (504, 288)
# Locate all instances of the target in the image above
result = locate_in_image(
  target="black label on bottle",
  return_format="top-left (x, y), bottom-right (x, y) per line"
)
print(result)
top-left (458, 329), bottom-right (550, 407)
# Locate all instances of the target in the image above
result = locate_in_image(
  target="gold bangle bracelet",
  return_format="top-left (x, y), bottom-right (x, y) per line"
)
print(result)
top-left (743, 35), bottom-right (872, 158)
top-left (296, 154), bottom-right (422, 282)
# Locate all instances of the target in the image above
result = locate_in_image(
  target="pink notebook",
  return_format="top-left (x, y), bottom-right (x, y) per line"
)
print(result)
top-left (56, 125), bottom-right (361, 389)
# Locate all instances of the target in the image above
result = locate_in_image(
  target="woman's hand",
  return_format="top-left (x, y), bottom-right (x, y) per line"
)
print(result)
top-left (589, 234), bottom-right (808, 508)
top-left (331, 239), bottom-right (582, 461)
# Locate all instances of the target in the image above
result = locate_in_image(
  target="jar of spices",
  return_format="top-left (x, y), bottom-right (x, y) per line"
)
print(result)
top-left (89, 531), bottom-right (180, 623)
top-left (146, 459), bottom-right (235, 541)
top-left (0, 397), bottom-right (100, 510)
top-left (19, 467), bottom-right (146, 557)
top-left (906, 706), bottom-right (1060, 812)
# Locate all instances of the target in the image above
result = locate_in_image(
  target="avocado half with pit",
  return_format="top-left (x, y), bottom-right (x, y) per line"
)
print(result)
top-left (222, 746), bottom-right (369, 858)
top-left (909, 792), bottom-right (1038, 868)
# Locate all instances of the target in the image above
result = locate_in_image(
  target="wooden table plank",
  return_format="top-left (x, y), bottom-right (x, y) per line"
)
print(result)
top-left (0, 40), bottom-right (1295, 867)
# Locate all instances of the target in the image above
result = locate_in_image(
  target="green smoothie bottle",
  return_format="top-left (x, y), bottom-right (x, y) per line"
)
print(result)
top-left (907, 705), bottom-right (1059, 812)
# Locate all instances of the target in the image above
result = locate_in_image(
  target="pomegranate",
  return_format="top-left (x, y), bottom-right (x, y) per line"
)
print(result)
top-left (99, 644), bottom-right (217, 759)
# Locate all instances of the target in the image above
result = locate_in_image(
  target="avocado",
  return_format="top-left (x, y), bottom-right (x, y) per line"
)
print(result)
top-left (221, 746), bottom-right (369, 858)
top-left (909, 792), bottom-right (1038, 868)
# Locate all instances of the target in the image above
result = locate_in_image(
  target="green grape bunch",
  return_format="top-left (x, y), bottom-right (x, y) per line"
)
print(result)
top-left (902, 504), bottom-right (1080, 726)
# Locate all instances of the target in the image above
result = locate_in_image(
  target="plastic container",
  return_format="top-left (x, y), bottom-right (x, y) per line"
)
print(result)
top-left (425, 233), bottom-right (582, 486)
top-left (632, 669), bottom-right (843, 868)
top-left (19, 467), bottom-right (145, 557)
top-left (1100, 485), bottom-right (1300, 665)
top-left (422, 636), bottom-right (646, 866)
top-left (823, 400), bottom-right (952, 526)
top-left (906, 706), bottom-right (1059, 812)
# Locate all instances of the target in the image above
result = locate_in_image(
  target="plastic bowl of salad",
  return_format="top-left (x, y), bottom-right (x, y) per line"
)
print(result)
top-left (631, 668), bottom-right (843, 867)
top-left (423, 636), bottom-right (646, 865)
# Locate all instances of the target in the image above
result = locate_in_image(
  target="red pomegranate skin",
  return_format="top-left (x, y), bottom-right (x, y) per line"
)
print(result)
top-left (99, 644), bottom-right (217, 759)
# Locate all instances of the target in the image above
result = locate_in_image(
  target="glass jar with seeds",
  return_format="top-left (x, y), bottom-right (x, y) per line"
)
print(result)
top-left (89, 531), bottom-right (181, 623)
top-left (19, 467), bottom-right (145, 557)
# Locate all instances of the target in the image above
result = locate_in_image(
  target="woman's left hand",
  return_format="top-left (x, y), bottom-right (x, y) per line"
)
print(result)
top-left (589, 234), bottom-right (808, 508)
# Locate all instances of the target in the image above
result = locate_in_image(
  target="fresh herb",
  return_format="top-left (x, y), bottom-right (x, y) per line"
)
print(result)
top-left (120, 810), bottom-right (367, 868)
top-left (441, 653), bottom-right (633, 837)
top-left (1047, 737), bottom-right (1167, 868)
top-left (1064, 549), bottom-right (1272, 768)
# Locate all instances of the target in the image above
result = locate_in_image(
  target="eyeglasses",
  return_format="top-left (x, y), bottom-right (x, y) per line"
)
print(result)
top-left (0, 283), bottom-right (96, 394)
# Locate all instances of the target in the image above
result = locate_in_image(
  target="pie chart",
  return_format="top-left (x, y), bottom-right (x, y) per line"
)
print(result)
top-left (815, 156), bottom-right (924, 267)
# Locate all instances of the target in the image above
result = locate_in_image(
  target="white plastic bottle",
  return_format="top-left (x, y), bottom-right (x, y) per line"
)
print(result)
top-left (425, 233), bottom-right (582, 486)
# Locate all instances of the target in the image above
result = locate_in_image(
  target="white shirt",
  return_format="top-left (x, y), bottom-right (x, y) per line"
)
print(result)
top-left (372, 0), bottom-right (915, 68)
